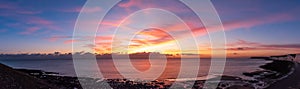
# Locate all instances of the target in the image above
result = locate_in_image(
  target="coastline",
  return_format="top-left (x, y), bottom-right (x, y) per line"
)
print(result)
top-left (243, 60), bottom-right (296, 89)
top-left (0, 59), bottom-right (297, 89)
top-left (266, 62), bottom-right (300, 89)
top-left (0, 63), bottom-right (57, 89)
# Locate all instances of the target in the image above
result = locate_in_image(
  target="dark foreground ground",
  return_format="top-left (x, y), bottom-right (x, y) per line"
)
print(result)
top-left (0, 63), bottom-right (57, 89)
top-left (0, 60), bottom-right (297, 89)
top-left (267, 62), bottom-right (300, 89)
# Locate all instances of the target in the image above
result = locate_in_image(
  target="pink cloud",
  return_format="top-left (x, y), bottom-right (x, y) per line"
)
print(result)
top-left (19, 27), bottom-right (41, 35)
top-left (47, 37), bottom-right (59, 42)
top-left (100, 20), bottom-right (123, 27)
top-left (92, 1), bottom-right (295, 42)
top-left (118, 0), bottom-right (139, 8)
top-left (0, 3), bottom-right (61, 32)
top-left (47, 36), bottom-right (72, 42)
top-left (12, 17), bottom-right (62, 35)
top-left (17, 10), bottom-right (42, 15)
top-left (60, 6), bottom-right (102, 13)
top-left (27, 17), bottom-right (52, 25)
top-left (64, 39), bottom-right (78, 44)
top-left (118, 0), bottom-right (189, 13)
top-left (128, 28), bottom-right (174, 46)
top-left (82, 7), bottom-right (102, 13)
top-left (24, 17), bottom-right (61, 31)
top-left (96, 36), bottom-right (113, 41)
top-left (227, 39), bottom-right (260, 47)
top-left (190, 13), bottom-right (294, 37)
top-left (79, 1), bottom-right (297, 54)
top-left (223, 13), bottom-right (293, 31)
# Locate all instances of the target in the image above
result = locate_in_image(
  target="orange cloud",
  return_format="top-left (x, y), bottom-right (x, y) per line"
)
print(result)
top-left (47, 36), bottom-right (72, 42)
top-left (132, 28), bottom-right (174, 45)
top-left (138, 28), bottom-right (170, 38)
top-left (82, 1), bottom-right (296, 55)
top-left (64, 39), bottom-right (78, 44)
top-left (96, 36), bottom-right (113, 40)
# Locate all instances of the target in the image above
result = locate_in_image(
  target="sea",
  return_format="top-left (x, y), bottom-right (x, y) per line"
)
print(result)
top-left (0, 58), bottom-right (270, 80)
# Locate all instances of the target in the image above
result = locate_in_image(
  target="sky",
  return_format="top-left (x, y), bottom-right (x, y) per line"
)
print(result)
top-left (0, 0), bottom-right (300, 58)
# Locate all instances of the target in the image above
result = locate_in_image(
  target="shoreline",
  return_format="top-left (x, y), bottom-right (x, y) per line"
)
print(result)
top-left (0, 63), bottom-right (58, 89)
top-left (0, 63), bottom-right (253, 89)
top-left (266, 62), bottom-right (300, 89)
top-left (0, 59), bottom-right (297, 89)
top-left (243, 60), bottom-right (296, 89)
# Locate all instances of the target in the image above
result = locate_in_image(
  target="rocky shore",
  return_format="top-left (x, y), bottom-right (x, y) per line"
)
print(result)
top-left (0, 63), bottom-right (57, 89)
top-left (243, 60), bottom-right (295, 89)
top-left (0, 59), bottom-right (296, 89)
top-left (0, 63), bottom-right (251, 89)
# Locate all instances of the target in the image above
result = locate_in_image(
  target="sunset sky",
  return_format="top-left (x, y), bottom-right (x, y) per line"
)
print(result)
top-left (0, 0), bottom-right (300, 58)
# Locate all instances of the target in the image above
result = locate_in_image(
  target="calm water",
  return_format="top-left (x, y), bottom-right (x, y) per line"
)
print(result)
top-left (0, 59), bottom-right (270, 80)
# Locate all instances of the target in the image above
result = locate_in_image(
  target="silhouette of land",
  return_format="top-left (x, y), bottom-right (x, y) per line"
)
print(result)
top-left (0, 52), bottom-right (202, 60)
top-left (0, 63), bottom-right (57, 89)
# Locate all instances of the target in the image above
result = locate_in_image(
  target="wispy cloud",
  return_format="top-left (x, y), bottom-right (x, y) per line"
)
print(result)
top-left (16, 10), bottom-right (42, 15)
top-left (46, 36), bottom-right (73, 42)
top-left (27, 17), bottom-right (53, 25)
top-left (118, 0), bottom-right (189, 13)
top-left (59, 6), bottom-right (102, 13)
top-left (0, 2), bottom-right (41, 15)
top-left (64, 39), bottom-right (78, 44)
top-left (152, 12), bottom-right (297, 45)
top-left (47, 36), bottom-right (79, 44)
top-left (227, 39), bottom-right (260, 47)
top-left (7, 16), bottom-right (62, 35)
top-left (2, 15), bottom-right (61, 35)
top-left (25, 17), bottom-right (61, 31)
top-left (0, 2), bottom-right (61, 35)
top-left (227, 39), bottom-right (300, 51)
top-left (95, 36), bottom-right (113, 43)
top-left (130, 28), bottom-right (174, 46)
top-left (261, 44), bottom-right (300, 49)
top-left (223, 13), bottom-right (293, 30)
top-left (19, 27), bottom-right (41, 35)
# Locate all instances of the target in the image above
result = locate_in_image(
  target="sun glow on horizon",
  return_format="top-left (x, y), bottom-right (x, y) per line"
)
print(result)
top-left (128, 40), bottom-right (180, 54)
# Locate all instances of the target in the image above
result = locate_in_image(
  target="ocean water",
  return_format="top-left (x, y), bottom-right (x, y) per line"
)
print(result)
top-left (0, 58), bottom-right (270, 80)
